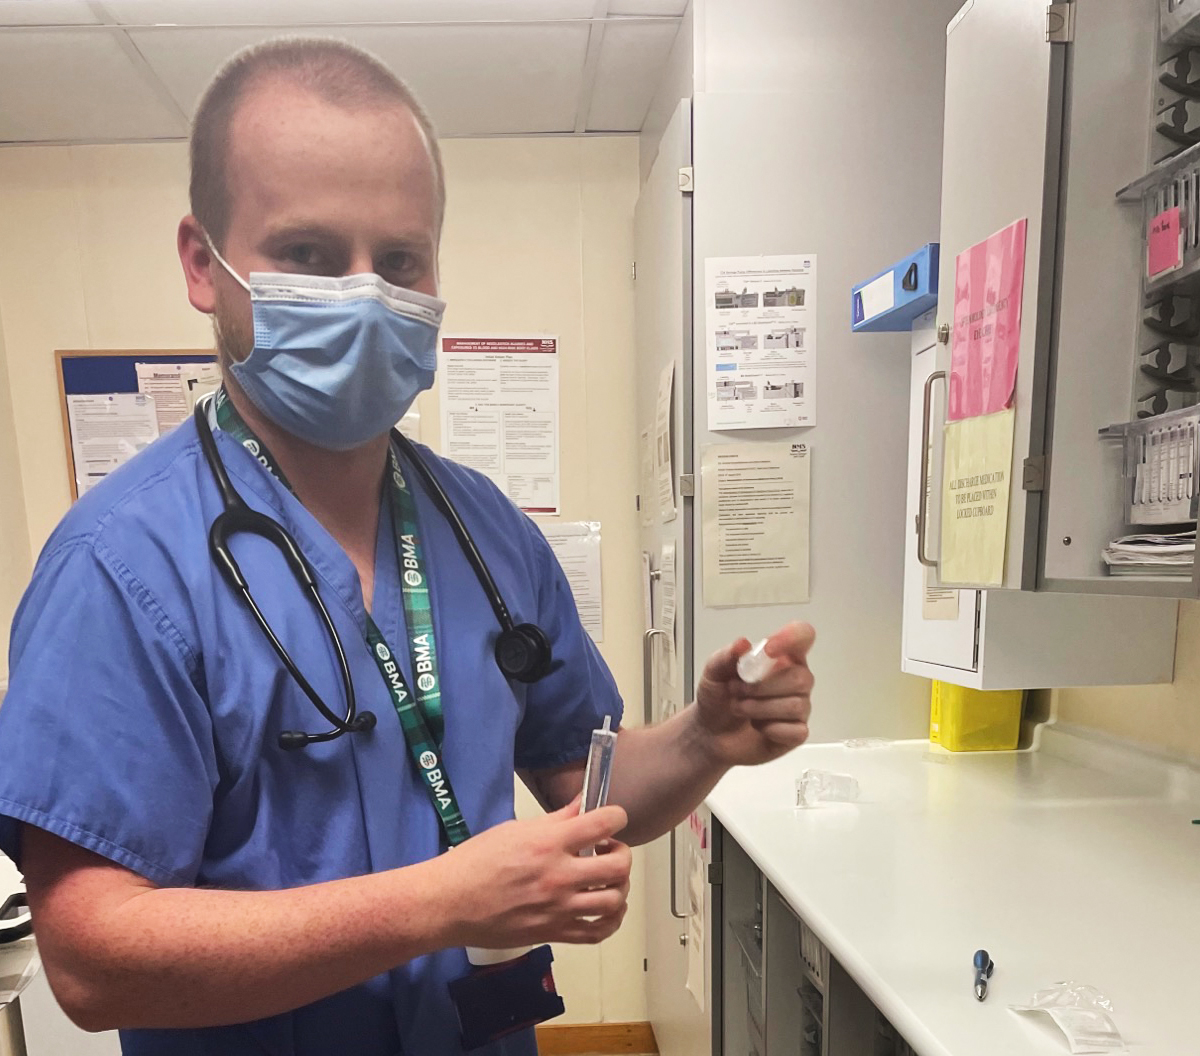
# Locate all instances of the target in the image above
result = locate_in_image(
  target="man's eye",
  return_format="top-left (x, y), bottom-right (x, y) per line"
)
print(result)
top-left (285, 245), bottom-right (318, 267)
top-left (382, 251), bottom-right (421, 276)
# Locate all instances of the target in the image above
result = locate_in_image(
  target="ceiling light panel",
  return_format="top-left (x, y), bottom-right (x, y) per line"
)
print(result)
top-left (586, 19), bottom-right (678, 130)
top-left (0, 29), bottom-right (186, 141)
top-left (127, 22), bottom-right (591, 136)
top-left (0, 1), bottom-right (100, 24)
top-left (102, 0), bottom-right (598, 26)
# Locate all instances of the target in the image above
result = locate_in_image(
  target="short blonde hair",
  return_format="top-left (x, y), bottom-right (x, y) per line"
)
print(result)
top-left (189, 37), bottom-right (445, 248)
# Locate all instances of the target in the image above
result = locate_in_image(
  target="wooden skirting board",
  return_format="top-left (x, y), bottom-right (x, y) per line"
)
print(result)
top-left (534, 1021), bottom-right (658, 1054)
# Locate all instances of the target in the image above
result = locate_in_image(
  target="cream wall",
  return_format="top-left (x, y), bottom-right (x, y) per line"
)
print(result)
top-left (0, 305), bottom-right (31, 684)
top-left (0, 135), bottom-right (647, 1022)
top-left (1052, 601), bottom-right (1200, 763)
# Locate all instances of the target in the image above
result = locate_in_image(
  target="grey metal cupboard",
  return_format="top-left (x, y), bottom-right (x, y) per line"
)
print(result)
top-left (929, 0), bottom-right (1200, 599)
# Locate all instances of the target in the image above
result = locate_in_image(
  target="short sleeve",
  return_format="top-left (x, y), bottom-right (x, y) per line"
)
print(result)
top-left (0, 539), bottom-right (217, 887)
top-left (513, 527), bottom-right (623, 772)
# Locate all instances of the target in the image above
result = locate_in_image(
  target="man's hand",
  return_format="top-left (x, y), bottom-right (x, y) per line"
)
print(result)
top-left (693, 621), bottom-right (815, 767)
top-left (437, 801), bottom-right (632, 949)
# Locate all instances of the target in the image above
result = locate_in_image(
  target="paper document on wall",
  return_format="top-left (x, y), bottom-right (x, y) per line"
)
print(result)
top-left (67, 393), bottom-right (159, 496)
top-left (658, 541), bottom-right (678, 690)
top-left (439, 336), bottom-right (560, 514)
top-left (181, 363), bottom-right (221, 412)
top-left (923, 576), bottom-right (961, 621)
top-left (705, 254), bottom-right (817, 430)
top-left (921, 447), bottom-right (960, 620)
top-left (684, 812), bottom-right (707, 1012)
top-left (639, 427), bottom-right (656, 527)
top-left (939, 408), bottom-right (1015, 586)
top-left (641, 551), bottom-right (654, 632)
top-left (396, 406), bottom-right (422, 444)
top-left (135, 361), bottom-right (216, 434)
top-left (655, 363), bottom-right (677, 523)
top-left (701, 442), bottom-right (811, 606)
top-left (541, 522), bottom-right (603, 643)
top-left (949, 219), bottom-right (1026, 421)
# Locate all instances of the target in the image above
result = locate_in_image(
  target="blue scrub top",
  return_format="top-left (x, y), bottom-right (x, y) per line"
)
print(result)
top-left (0, 417), bottom-right (622, 1056)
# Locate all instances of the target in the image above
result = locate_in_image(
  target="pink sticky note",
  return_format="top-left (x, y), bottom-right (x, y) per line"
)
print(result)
top-left (1148, 206), bottom-right (1183, 279)
top-left (948, 218), bottom-right (1028, 422)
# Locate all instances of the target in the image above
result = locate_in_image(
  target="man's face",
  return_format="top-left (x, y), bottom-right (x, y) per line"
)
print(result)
top-left (210, 75), bottom-right (440, 366)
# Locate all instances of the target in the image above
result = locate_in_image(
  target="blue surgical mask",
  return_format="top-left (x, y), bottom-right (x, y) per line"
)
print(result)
top-left (207, 238), bottom-right (446, 450)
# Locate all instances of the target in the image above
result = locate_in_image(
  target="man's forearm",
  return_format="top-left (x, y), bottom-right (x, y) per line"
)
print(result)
top-left (27, 831), bottom-right (457, 1032)
top-left (607, 707), bottom-right (728, 846)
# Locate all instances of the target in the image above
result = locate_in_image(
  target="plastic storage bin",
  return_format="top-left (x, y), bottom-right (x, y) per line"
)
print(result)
top-left (930, 681), bottom-right (1023, 751)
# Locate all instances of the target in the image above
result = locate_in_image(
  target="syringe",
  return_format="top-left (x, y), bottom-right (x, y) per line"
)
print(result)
top-left (578, 715), bottom-right (618, 856)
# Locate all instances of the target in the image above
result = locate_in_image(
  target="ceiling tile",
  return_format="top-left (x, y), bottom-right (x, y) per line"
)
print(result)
top-left (608, 0), bottom-right (688, 15)
top-left (0, 30), bottom-right (186, 141)
top-left (128, 22), bottom-right (591, 135)
top-left (586, 20), bottom-right (678, 130)
top-left (103, 0), bottom-right (597, 26)
top-left (0, 0), bottom-right (99, 23)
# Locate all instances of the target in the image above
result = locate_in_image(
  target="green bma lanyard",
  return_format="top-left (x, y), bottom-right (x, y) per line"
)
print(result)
top-left (212, 388), bottom-right (471, 847)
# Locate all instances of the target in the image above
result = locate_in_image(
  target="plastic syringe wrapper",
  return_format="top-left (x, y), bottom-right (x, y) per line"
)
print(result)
top-left (1009, 982), bottom-right (1126, 1053)
top-left (795, 769), bottom-right (860, 808)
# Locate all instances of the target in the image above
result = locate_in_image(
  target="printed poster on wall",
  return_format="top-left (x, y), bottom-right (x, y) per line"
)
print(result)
top-left (939, 408), bottom-right (1016, 587)
top-left (940, 219), bottom-right (1027, 585)
top-left (948, 218), bottom-right (1027, 421)
top-left (439, 336), bottom-right (559, 514)
top-left (705, 254), bottom-right (817, 430)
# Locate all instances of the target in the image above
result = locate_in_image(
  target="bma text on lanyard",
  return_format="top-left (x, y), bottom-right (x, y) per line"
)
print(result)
top-left (213, 388), bottom-right (471, 847)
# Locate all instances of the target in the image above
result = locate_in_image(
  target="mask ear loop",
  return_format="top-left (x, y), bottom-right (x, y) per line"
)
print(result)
top-left (202, 231), bottom-right (252, 294)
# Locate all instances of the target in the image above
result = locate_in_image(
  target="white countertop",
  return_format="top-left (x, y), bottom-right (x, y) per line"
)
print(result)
top-left (706, 726), bottom-right (1200, 1056)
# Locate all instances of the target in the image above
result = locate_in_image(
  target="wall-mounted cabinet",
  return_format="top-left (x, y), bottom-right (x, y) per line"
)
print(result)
top-left (926, 0), bottom-right (1200, 600)
top-left (905, 314), bottom-right (1178, 689)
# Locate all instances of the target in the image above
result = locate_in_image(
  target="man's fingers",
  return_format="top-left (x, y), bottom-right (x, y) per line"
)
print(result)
top-left (735, 664), bottom-right (814, 700)
top-left (701, 637), bottom-right (753, 685)
top-left (562, 805), bottom-right (629, 854)
top-left (570, 842), bottom-right (632, 889)
top-left (567, 885), bottom-right (628, 919)
top-left (549, 794), bottom-right (583, 819)
top-left (732, 695), bottom-right (812, 725)
top-left (764, 621), bottom-right (816, 666)
top-left (751, 719), bottom-right (810, 749)
top-left (558, 903), bottom-right (629, 944)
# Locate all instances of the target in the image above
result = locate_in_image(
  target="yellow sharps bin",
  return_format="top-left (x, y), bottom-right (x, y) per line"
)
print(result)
top-left (929, 681), bottom-right (1024, 752)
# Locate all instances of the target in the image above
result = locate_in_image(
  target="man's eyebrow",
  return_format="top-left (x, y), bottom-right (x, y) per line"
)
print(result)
top-left (260, 223), bottom-right (346, 244)
top-left (260, 223), bottom-right (433, 249)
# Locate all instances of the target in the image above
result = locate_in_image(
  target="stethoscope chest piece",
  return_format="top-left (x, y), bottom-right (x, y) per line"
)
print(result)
top-left (495, 623), bottom-right (554, 683)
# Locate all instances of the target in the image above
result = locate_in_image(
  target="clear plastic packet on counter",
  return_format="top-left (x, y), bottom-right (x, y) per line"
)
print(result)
top-left (842, 737), bottom-right (889, 749)
top-left (1009, 982), bottom-right (1126, 1054)
top-left (795, 769), bottom-right (860, 808)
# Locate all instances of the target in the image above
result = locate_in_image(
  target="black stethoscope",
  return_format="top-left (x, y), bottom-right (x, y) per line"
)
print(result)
top-left (193, 399), bottom-right (555, 750)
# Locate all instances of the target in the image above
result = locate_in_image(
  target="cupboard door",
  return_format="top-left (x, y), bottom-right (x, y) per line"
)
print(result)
top-left (936, 0), bottom-right (1068, 588)
top-left (903, 338), bottom-right (979, 672)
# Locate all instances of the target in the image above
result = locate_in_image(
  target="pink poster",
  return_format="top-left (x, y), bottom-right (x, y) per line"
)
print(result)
top-left (948, 218), bottom-right (1028, 421)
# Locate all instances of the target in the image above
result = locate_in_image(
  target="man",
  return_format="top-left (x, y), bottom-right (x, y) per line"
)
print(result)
top-left (0, 38), bottom-right (814, 1055)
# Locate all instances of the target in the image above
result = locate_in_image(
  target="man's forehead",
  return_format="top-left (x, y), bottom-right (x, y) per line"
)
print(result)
top-left (220, 74), bottom-right (439, 234)
top-left (226, 74), bottom-right (426, 164)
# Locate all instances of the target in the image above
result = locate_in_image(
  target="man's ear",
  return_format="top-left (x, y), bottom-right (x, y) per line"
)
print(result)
top-left (178, 215), bottom-right (217, 314)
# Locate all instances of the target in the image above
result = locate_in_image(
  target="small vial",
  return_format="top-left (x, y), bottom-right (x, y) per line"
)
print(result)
top-left (737, 638), bottom-right (774, 683)
top-left (795, 769), bottom-right (860, 808)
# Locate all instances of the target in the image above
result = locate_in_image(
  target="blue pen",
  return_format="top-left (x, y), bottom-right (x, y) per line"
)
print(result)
top-left (973, 949), bottom-right (994, 1001)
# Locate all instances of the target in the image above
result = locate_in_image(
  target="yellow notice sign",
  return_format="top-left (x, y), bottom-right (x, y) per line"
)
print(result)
top-left (940, 408), bottom-right (1016, 586)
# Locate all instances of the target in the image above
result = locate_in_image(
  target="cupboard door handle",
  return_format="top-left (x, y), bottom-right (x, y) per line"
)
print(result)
top-left (917, 370), bottom-right (947, 569)
top-left (669, 825), bottom-right (688, 920)
top-left (642, 628), bottom-right (669, 726)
